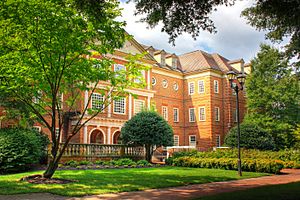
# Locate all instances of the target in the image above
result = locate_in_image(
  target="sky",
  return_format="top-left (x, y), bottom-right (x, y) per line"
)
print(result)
top-left (119, 1), bottom-right (270, 63)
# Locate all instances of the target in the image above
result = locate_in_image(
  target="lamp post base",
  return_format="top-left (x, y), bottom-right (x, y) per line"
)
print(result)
top-left (238, 159), bottom-right (242, 176)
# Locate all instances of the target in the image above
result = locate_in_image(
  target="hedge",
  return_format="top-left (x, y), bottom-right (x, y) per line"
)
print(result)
top-left (171, 157), bottom-right (284, 174)
top-left (0, 128), bottom-right (49, 173)
top-left (167, 149), bottom-right (300, 169)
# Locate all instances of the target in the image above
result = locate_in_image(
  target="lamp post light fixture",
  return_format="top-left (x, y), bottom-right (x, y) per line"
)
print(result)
top-left (227, 70), bottom-right (246, 177)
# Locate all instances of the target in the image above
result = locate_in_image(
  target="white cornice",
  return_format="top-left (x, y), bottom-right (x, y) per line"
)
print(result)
top-left (184, 71), bottom-right (224, 79)
top-left (152, 68), bottom-right (183, 79)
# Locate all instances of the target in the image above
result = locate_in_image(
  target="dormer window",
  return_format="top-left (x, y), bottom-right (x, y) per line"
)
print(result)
top-left (161, 54), bottom-right (166, 67)
top-left (172, 57), bottom-right (177, 69)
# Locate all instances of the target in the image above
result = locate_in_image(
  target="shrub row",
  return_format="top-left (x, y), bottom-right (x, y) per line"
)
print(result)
top-left (170, 157), bottom-right (285, 174)
top-left (63, 158), bottom-right (151, 168)
top-left (168, 149), bottom-right (300, 168)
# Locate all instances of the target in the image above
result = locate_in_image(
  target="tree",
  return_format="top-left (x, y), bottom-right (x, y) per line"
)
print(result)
top-left (0, 0), bottom-right (147, 178)
top-left (129, 0), bottom-right (299, 65)
top-left (224, 122), bottom-right (275, 150)
top-left (121, 111), bottom-right (174, 162)
top-left (245, 44), bottom-right (300, 149)
top-left (242, 0), bottom-right (300, 67)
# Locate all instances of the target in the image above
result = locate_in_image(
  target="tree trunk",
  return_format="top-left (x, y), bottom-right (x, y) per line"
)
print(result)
top-left (43, 159), bottom-right (59, 178)
top-left (145, 144), bottom-right (152, 163)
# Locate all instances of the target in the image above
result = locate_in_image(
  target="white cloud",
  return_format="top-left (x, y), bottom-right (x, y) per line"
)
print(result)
top-left (119, 1), bottom-right (272, 63)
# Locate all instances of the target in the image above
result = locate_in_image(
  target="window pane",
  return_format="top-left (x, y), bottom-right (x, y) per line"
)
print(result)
top-left (173, 108), bottom-right (179, 122)
top-left (189, 135), bottom-right (196, 146)
top-left (198, 80), bottom-right (204, 93)
top-left (162, 106), bottom-right (168, 121)
top-left (114, 98), bottom-right (126, 114)
top-left (134, 100), bottom-right (144, 114)
top-left (189, 108), bottom-right (195, 122)
top-left (174, 135), bottom-right (179, 146)
top-left (189, 82), bottom-right (195, 95)
top-left (92, 93), bottom-right (104, 109)
top-left (199, 107), bottom-right (205, 121)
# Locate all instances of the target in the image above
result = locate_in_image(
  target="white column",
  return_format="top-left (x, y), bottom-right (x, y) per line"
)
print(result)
top-left (129, 94), bottom-right (132, 119)
top-left (83, 126), bottom-right (88, 144)
top-left (108, 97), bottom-right (112, 117)
top-left (147, 96), bottom-right (151, 109)
top-left (84, 90), bottom-right (88, 108)
top-left (107, 126), bottom-right (111, 144)
top-left (147, 70), bottom-right (151, 90)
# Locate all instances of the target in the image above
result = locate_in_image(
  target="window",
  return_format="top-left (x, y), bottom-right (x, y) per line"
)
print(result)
top-left (134, 100), bottom-right (145, 114)
top-left (172, 58), bottom-right (177, 69)
top-left (189, 135), bottom-right (196, 146)
top-left (33, 90), bottom-right (42, 104)
top-left (216, 135), bottom-right (221, 147)
top-left (162, 79), bottom-right (168, 88)
top-left (233, 109), bottom-right (238, 122)
top-left (199, 107), bottom-right (206, 121)
top-left (173, 108), bottom-right (179, 122)
top-left (114, 64), bottom-right (125, 77)
top-left (57, 92), bottom-right (63, 109)
top-left (113, 97), bottom-right (126, 114)
top-left (215, 107), bottom-right (220, 121)
top-left (134, 70), bottom-right (145, 83)
top-left (162, 106), bottom-right (168, 121)
top-left (32, 126), bottom-right (41, 132)
top-left (174, 135), bottom-right (179, 146)
top-left (55, 128), bottom-right (60, 141)
top-left (152, 77), bottom-right (157, 85)
top-left (214, 80), bottom-right (219, 93)
top-left (173, 82), bottom-right (179, 91)
top-left (189, 108), bottom-right (195, 122)
top-left (91, 93), bottom-right (104, 110)
top-left (188, 82), bottom-right (195, 95)
top-left (198, 80), bottom-right (205, 93)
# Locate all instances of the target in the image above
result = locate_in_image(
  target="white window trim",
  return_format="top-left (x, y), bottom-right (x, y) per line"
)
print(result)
top-left (199, 106), bottom-right (206, 121)
top-left (214, 80), bottom-right (219, 93)
top-left (114, 64), bottom-right (126, 71)
top-left (91, 93), bottom-right (105, 110)
top-left (198, 80), bottom-right (205, 94)
top-left (113, 97), bottom-right (126, 115)
top-left (162, 106), bottom-right (168, 121)
top-left (134, 99), bottom-right (145, 114)
top-left (188, 82), bottom-right (195, 95)
top-left (162, 79), bottom-right (168, 88)
top-left (189, 135), bottom-right (196, 146)
top-left (189, 108), bottom-right (195, 122)
top-left (174, 135), bottom-right (179, 146)
top-left (173, 108), bottom-right (179, 122)
top-left (33, 126), bottom-right (41, 132)
top-left (215, 107), bottom-right (220, 121)
top-left (55, 128), bottom-right (62, 143)
top-left (152, 77), bottom-right (157, 86)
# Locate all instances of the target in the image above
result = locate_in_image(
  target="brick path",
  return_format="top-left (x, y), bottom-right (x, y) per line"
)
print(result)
top-left (1, 169), bottom-right (299, 200)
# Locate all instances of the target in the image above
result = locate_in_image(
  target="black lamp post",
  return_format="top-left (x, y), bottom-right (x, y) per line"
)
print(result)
top-left (227, 70), bottom-right (246, 177)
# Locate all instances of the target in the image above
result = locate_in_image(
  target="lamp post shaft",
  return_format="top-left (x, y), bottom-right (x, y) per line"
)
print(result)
top-left (235, 86), bottom-right (242, 176)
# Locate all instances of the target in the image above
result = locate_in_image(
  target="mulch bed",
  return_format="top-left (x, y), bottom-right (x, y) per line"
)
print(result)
top-left (20, 174), bottom-right (77, 184)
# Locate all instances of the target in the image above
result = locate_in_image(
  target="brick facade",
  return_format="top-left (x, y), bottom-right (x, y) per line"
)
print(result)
top-left (0, 38), bottom-right (247, 151)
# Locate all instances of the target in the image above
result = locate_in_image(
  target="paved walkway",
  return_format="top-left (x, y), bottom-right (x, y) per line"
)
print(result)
top-left (1, 169), bottom-right (300, 200)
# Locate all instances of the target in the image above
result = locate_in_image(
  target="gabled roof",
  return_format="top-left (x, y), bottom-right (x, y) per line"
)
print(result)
top-left (178, 50), bottom-right (221, 73)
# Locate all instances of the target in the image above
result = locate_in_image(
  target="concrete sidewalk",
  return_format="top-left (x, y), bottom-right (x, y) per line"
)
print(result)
top-left (1, 169), bottom-right (299, 200)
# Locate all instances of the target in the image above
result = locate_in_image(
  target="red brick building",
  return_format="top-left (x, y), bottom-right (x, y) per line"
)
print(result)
top-left (0, 38), bottom-right (249, 150)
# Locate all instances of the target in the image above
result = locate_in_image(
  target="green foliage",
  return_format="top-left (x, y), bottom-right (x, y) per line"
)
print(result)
top-left (114, 158), bottom-right (136, 166)
top-left (242, 1), bottom-right (300, 64)
top-left (224, 122), bottom-right (275, 150)
top-left (0, 0), bottom-right (148, 178)
top-left (130, 0), bottom-right (234, 43)
top-left (78, 160), bottom-right (93, 166)
top-left (64, 160), bottom-right (79, 168)
top-left (166, 149), bottom-right (300, 169)
top-left (136, 160), bottom-right (150, 166)
top-left (245, 44), bottom-right (300, 149)
top-left (121, 110), bottom-right (174, 162)
top-left (0, 128), bottom-right (49, 172)
top-left (170, 157), bottom-right (284, 174)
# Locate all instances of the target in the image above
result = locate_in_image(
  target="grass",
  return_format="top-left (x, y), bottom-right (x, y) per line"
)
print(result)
top-left (0, 167), bottom-right (268, 197)
top-left (196, 181), bottom-right (300, 200)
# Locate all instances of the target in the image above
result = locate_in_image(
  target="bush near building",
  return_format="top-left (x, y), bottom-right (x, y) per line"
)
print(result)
top-left (224, 122), bottom-right (276, 150)
top-left (0, 128), bottom-right (49, 173)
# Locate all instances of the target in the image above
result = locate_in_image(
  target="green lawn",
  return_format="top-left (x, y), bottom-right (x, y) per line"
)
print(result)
top-left (0, 167), bottom-right (268, 196)
top-left (196, 181), bottom-right (300, 200)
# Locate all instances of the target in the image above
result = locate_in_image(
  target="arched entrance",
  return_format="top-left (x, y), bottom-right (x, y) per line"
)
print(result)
top-left (90, 129), bottom-right (105, 144)
top-left (113, 131), bottom-right (122, 144)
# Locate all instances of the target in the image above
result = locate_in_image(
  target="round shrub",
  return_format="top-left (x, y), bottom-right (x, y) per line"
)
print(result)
top-left (0, 128), bottom-right (49, 173)
top-left (224, 123), bottom-right (276, 150)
